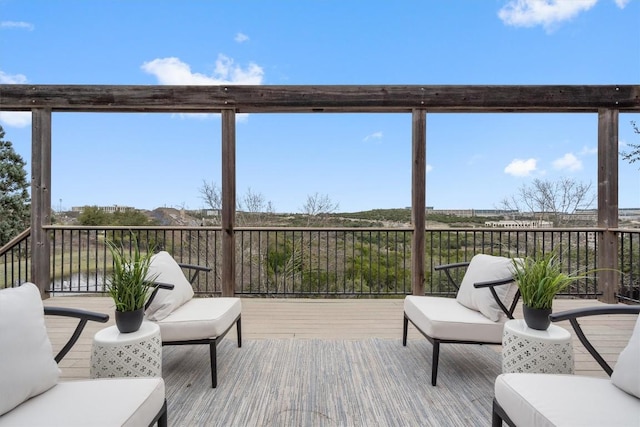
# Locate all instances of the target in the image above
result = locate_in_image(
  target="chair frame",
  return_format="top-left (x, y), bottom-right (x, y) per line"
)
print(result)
top-left (44, 306), bottom-right (168, 427)
top-left (403, 260), bottom-right (518, 386)
top-left (491, 305), bottom-right (640, 427)
top-left (148, 262), bottom-right (242, 388)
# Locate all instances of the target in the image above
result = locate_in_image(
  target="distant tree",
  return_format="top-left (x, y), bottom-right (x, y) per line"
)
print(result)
top-left (112, 210), bottom-right (155, 226)
top-left (77, 206), bottom-right (109, 225)
top-left (621, 120), bottom-right (640, 168)
top-left (78, 207), bottom-right (154, 226)
top-left (300, 193), bottom-right (339, 224)
top-left (241, 187), bottom-right (268, 213)
top-left (498, 178), bottom-right (595, 226)
top-left (0, 126), bottom-right (30, 246)
top-left (199, 180), bottom-right (222, 211)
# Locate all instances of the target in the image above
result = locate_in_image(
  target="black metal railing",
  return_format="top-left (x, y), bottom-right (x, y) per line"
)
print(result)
top-left (619, 229), bottom-right (640, 302)
top-left (1, 226), bottom-right (638, 301)
top-left (0, 228), bottom-right (31, 290)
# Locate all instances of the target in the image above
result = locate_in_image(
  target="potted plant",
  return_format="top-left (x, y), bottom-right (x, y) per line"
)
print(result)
top-left (106, 237), bottom-right (158, 333)
top-left (512, 249), bottom-right (589, 330)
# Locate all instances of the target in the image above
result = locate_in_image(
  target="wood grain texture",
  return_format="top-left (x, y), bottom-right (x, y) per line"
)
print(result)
top-left (2, 85), bottom-right (639, 112)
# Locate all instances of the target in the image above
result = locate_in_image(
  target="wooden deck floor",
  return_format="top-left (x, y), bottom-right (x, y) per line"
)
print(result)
top-left (43, 296), bottom-right (637, 381)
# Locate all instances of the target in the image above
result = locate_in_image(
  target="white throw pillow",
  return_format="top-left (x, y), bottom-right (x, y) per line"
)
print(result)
top-left (0, 283), bottom-right (60, 416)
top-left (611, 315), bottom-right (640, 398)
top-left (145, 251), bottom-right (194, 321)
top-left (455, 254), bottom-right (517, 322)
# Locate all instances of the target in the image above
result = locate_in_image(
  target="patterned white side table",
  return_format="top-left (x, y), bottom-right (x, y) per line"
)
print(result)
top-left (502, 319), bottom-right (574, 374)
top-left (90, 321), bottom-right (162, 378)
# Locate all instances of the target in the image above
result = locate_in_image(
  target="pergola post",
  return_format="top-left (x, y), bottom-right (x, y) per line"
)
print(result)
top-left (597, 108), bottom-right (619, 303)
top-left (221, 109), bottom-right (236, 297)
top-left (411, 109), bottom-right (427, 295)
top-left (30, 108), bottom-right (52, 298)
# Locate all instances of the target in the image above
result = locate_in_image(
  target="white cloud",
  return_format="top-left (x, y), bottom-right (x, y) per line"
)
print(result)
top-left (0, 112), bottom-right (31, 127)
top-left (426, 164), bottom-right (433, 173)
top-left (141, 55), bottom-right (264, 85)
top-left (504, 158), bottom-right (537, 176)
top-left (0, 70), bottom-right (27, 84)
top-left (579, 145), bottom-right (597, 155)
top-left (498, 0), bottom-right (597, 31)
top-left (363, 131), bottom-right (383, 142)
top-left (614, 0), bottom-right (630, 8)
top-left (235, 32), bottom-right (249, 43)
top-left (0, 70), bottom-right (30, 127)
top-left (553, 152), bottom-right (583, 171)
top-left (0, 21), bottom-right (34, 31)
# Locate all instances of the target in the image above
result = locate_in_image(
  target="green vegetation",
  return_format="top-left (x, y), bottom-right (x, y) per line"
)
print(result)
top-left (78, 206), bottom-right (157, 226)
top-left (0, 125), bottom-right (30, 246)
top-left (105, 237), bottom-right (157, 312)
top-left (512, 250), bottom-right (590, 310)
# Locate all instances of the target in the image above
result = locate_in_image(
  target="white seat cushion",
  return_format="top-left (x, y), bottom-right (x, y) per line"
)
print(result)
top-left (611, 315), bottom-right (640, 398)
top-left (0, 283), bottom-right (60, 416)
top-left (404, 295), bottom-right (506, 342)
top-left (455, 254), bottom-right (517, 322)
top-left (0, 378), bottom-right (165, 427)
top-left (145, 251), bottom-right (195, 321)
top-left (157, 297), bottom-right (241, 342)
top-left (495, 373), bottom-right (640, 427)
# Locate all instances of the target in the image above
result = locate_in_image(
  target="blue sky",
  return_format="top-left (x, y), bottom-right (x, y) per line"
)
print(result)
top-left (1, 0), bottom-right (639, 213)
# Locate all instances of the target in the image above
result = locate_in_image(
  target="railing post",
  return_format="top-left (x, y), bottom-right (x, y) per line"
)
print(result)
top-left (31, 108), bottom-right (52, 298)
top-left (411, 109), bottom-right (427, 295)
top-left (221, 109), bottom-right (236, 297)
top-left (597, 108), bottom-right (619, 303)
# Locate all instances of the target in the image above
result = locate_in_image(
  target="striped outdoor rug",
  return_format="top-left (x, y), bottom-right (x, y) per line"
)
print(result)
top-left (162, 339), bottom-right (501, 427)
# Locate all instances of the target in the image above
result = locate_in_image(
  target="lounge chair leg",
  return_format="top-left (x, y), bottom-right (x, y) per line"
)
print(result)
top-left (237, 317), bottom-right (242, 347)
top-left (492, 398), bottom-right (514, 427)
top-left (492, 409), bottom-right (502, 427)
top-left (402, 315), bottom-right (408, 346)
top-left (431, 340), bottom-right (440, 386)
top-left (154, 400), bottom-right (168, 427)
top-left (210, 340), bottom-right (217, 388)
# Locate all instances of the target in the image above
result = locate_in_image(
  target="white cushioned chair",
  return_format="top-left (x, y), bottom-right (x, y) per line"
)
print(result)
top-left (145, 251), bottom-right (242, 388)
top-left (493, 305), bottom-right (640, 427)
top-left (0, 282), bottom-right (167, 427)
top-left (403, 254), bottom-right (519, 386)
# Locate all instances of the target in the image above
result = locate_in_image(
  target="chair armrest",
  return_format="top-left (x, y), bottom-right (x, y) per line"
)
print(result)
top-left (434, 261), bottom-right (470, 271)
top-left (144, 282), bottom-right (175, 310)
top-left (44, 306), bottom-right (109, 363)
top-left (434, 261), bottom-right (470, 291)
top-left (178, 263), bottom-right (212, 284)
top-left (550, 305), bottom-right (640, 322)
top-left (473, 277), bottom-right (515, 289)
top-left (473, 277), bottom-right (519, 319)
top-left (550, 305), bottom-right (640, 376)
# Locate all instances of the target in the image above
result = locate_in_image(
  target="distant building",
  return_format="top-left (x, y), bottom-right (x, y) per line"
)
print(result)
top-left (426, 207), bottom-right (517, 218)
top-left (71, 205), bottom-right (134, 213)
top-left (619, 208), bottom-right (640, 221)
top-left (484, 220), bottom-right (553, 228)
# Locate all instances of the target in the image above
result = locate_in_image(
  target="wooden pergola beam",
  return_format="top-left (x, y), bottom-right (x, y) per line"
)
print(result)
top-left (597, 109), bottom-right (619, 303)
top-left (30, 109), bottom-right (52, 298)
top-left (1, 84), bottom-right (639, 113)
top-left (7, 84), bottom-right (637, 300)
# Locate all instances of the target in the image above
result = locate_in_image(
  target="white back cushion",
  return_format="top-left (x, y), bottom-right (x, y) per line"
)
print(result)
top-left (455, 254), bottom-right (517, 322)
top-left (145, 251), bottom-right (194, 321)
top-left (0, 283), bottom-right (60, 416)
top-left (611, 315), bottom-right (640, 398)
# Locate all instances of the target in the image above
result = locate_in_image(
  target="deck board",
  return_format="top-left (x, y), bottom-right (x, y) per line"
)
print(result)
top-left (43, 296), bottom-right (637, 380)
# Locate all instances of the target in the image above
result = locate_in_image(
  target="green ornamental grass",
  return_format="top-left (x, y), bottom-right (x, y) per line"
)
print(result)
top-left (106, 238), bottom-right (158, 312)
top-left (512, 250), bottom-right (589, 310)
